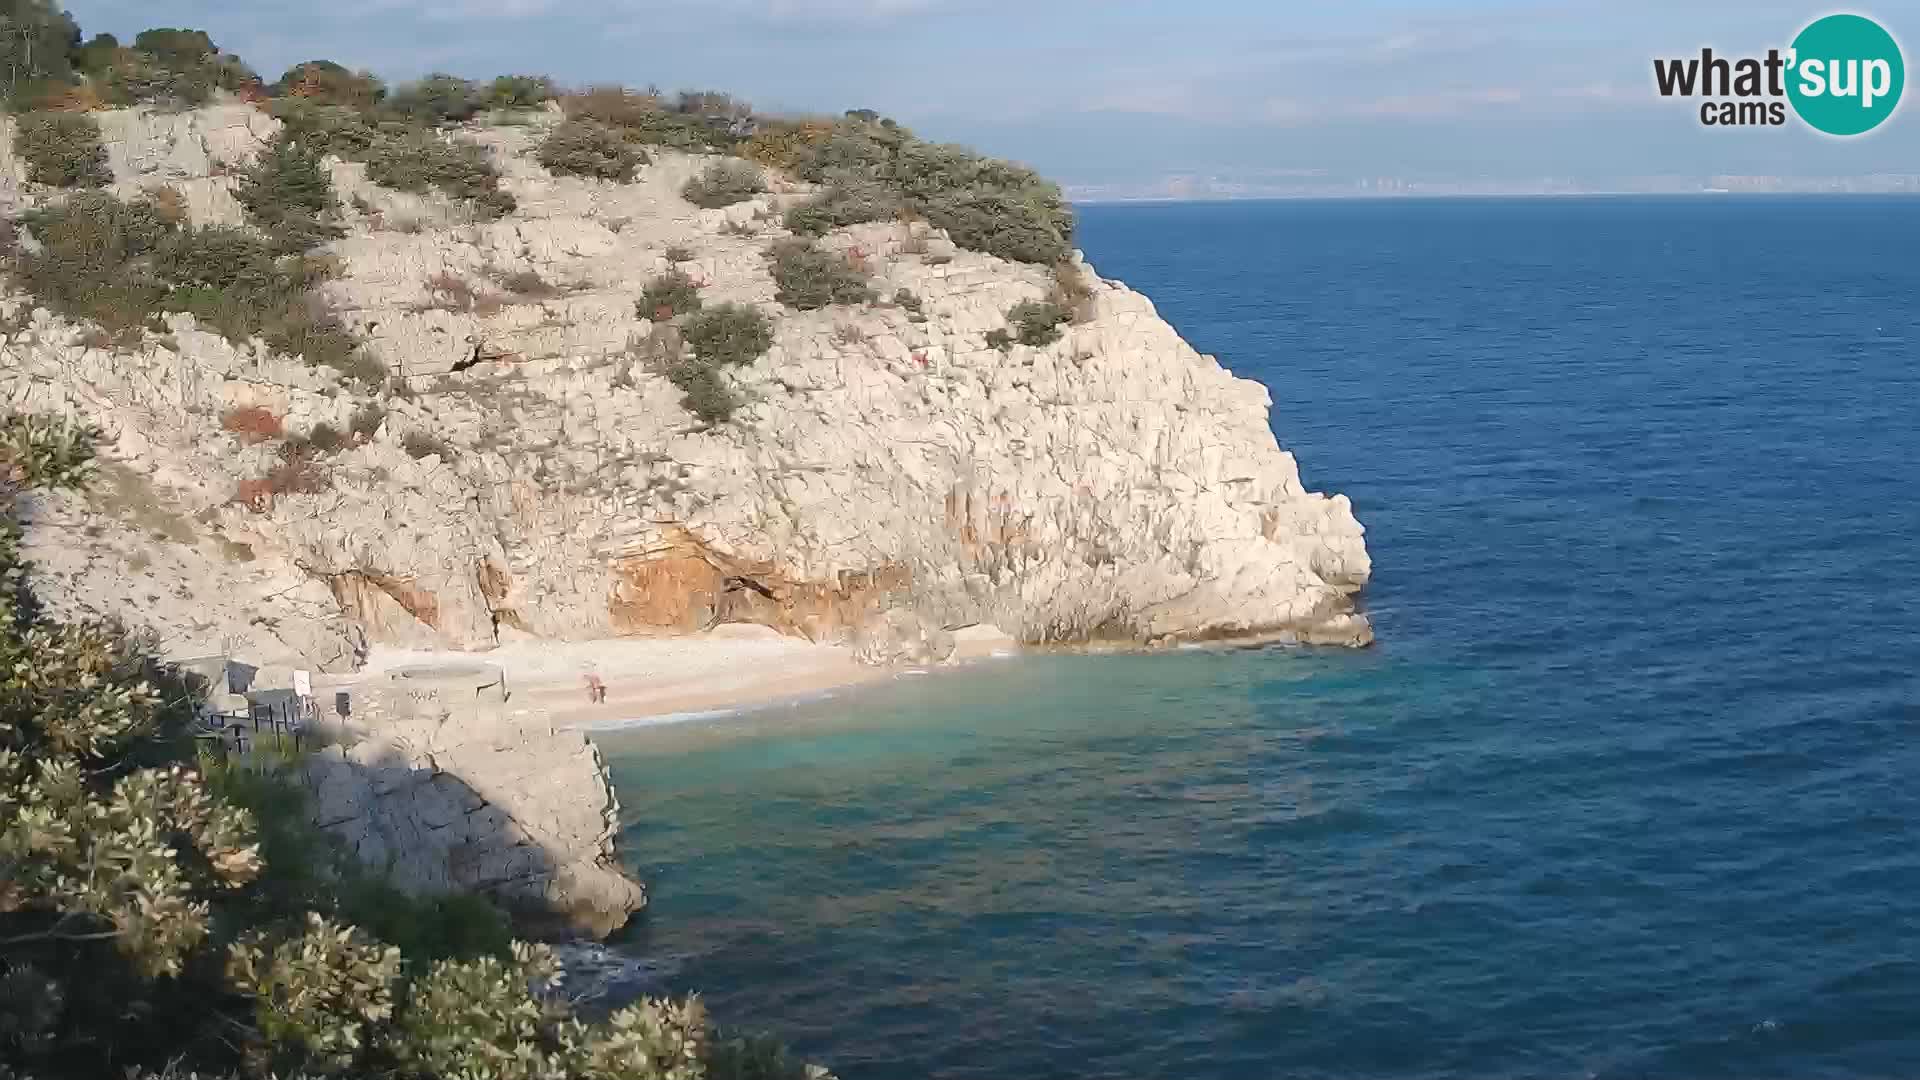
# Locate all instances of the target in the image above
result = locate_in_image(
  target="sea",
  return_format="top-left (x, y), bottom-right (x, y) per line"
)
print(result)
top-left (592, 197), bottom-right (1920, 1079)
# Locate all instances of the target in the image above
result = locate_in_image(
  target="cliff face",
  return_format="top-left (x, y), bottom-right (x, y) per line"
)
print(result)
top-left (303, 664), bottom-right (646, 938)
top-left (0, 105), bottom-right (1371, 670)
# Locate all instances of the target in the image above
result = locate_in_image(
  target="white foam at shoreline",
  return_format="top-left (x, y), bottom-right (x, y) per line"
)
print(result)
top-left (573, 707), bottom-right (743, 732)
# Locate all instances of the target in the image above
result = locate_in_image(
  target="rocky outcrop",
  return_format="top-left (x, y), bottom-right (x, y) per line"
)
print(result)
top-left (0, 104), bottom-right (1372, 671)
top-left (302, 663), bottom-right (645, 938)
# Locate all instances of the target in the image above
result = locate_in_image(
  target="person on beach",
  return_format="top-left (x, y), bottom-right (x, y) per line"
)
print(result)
top-left (584, 671), bottom-right (607, 704)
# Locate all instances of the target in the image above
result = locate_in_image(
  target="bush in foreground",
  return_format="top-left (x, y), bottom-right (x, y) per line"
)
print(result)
top-left (537, 119), bottom-right (645, 181)
top-left (13, 111), bottom-right (112, 189)
top-left (0, 417), bottom-right (828, 1078)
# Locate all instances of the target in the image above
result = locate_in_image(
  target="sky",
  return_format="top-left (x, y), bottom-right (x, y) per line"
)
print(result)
top-left (63, 0), bottom-right (1920, 195)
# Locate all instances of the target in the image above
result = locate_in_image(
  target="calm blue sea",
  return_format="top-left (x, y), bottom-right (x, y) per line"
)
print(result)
top-left (598, 197), bottom-right (1920, 1079)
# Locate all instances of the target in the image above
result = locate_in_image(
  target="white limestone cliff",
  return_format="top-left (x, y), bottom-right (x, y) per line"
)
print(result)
top-left (303, 663), bottom-right (646, 938)
top-left (0, 103), bottom-right (1373, 674)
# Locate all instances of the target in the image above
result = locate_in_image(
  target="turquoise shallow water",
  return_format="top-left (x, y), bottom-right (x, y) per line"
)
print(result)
top-left (600, 197), bottom-right (1920, 1079)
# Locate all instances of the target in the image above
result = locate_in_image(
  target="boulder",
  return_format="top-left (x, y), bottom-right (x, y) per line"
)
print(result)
top-left (853, 607), bottom-right (957, 666)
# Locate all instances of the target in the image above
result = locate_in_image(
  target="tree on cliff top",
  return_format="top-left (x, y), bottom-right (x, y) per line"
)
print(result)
top-left (272, 59), bottom-right (384, 109)
top-left (0, 0), bottom-right (81, 104)
top-left (0, 416), bottom-right (828, 1078)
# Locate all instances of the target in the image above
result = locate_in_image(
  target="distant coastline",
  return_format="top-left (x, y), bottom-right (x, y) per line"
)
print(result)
top-left (1069, 187), bottom-right (1920, 205)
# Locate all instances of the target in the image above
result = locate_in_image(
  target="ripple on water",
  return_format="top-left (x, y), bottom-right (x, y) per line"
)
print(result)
top-left (599, 198), bottom-right (1920, 1079)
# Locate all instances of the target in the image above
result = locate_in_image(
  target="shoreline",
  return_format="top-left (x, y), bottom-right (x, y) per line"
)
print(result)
top-left (337, 625), bottom-right (1022, 731)
top-left (327, 622), bottom-right (1335, 735)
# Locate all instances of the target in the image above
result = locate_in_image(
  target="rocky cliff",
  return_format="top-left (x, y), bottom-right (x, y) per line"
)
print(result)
top-left (303, 663), bottom-right (645, 938)
top-left (0, 104), bottom-right (1371, 672)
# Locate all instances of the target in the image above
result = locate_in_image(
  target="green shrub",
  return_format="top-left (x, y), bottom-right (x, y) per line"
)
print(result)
top-left (563, 86), bottom-right (734, 150)
top-left (305, 422), bottom-right (345, 454)
top-left (349, 402), bottom-right (387, 438)
top-left (0, 2), bottom-right (81, 96)
top-left (924, 189), bottom-right (1072, 265)
top-left (100, 49), bottom-right (217, 108)
top-left (235, 131), bottom-right (345, 253)
top-left (207, 52), bottom-right (261, 93)
top-left (684, 302), bottom-right (773, 367)
top-left (793, 125), bottom-right (909, 183)
top-left (668, 358), bottom-right (737, 424)
top-left (492, 266), bottom-right (557, 298)
top-left (268, 99), bottom-right (384, 158)
top-left (485, 74), bottom-right (555, 109)
top-left (14, 193), bottom-right (170, 333)
top-left (986, 328), bottom-right (1013, 352)
top-left (742, 117), bottom-right (837, 171)
top-left (13, 111), bottom-right (112, 189)
top-left (73, 31), bottom-right (121, 76)
top-left (131, 26), bottom-right (213, 61)
top-left (273, 59), bottom-right (385, 109)
top-left (682, 159), bottom-right (765, 209)
top-left (621, 108), bottom-right (734, 151)
top-left (562, 86), bottom-right (660, 128)
top-left (536, 119), bottom-right (644, 181)
top-left (403, 430), bottom-right (456, 461)
top-left (363, 133), bottom-right (516, 220)
top-left (1006, 300), bottom-right (1071, 347)
top-left (91, 30), bottom-right (256, 110)
top-left (784, 118), bottom-right (1074, 264)
top-left (638, 269), bottom-right (702, 320)
top-left (385, 73), bottom-right (482, 125)
top-left (766, 239), bottom-right (872, 310)
top-left (782, 179), bottom-right (900, 236)
top-left (266, 99), bottom-right (513, 219)
top-left (155, 224), bottom-right (280, 293)
top-left (673, 89), bottom-right (749, 119)
top-left (335, 881), bottom-right (514, 968)
top-left (893, 288), bottom-right (924, 314)
top-left (12, 191), bottom-right (380, 380)
top-left (665, 245), bottom-right (694, 262)
top-left (266, 295), bottom-right (382, 385)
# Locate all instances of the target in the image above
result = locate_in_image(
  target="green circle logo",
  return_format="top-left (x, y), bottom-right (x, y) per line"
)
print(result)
top-left (1787, 14), bottom-right (1905, 135)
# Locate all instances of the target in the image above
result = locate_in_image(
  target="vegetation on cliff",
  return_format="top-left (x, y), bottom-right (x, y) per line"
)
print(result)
top-left (537, 119), bottom-right (646, 181)
top-left (767, 238), bottom-right (875, 311)
top-left (10, 111), bottom-right (110, 188)
top-left (9, 190), bottom-right (376, 380)
top-left (2, 1), bottom-right (1080, 433)
top-left (0, 415), bottom-right (826, 1079)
